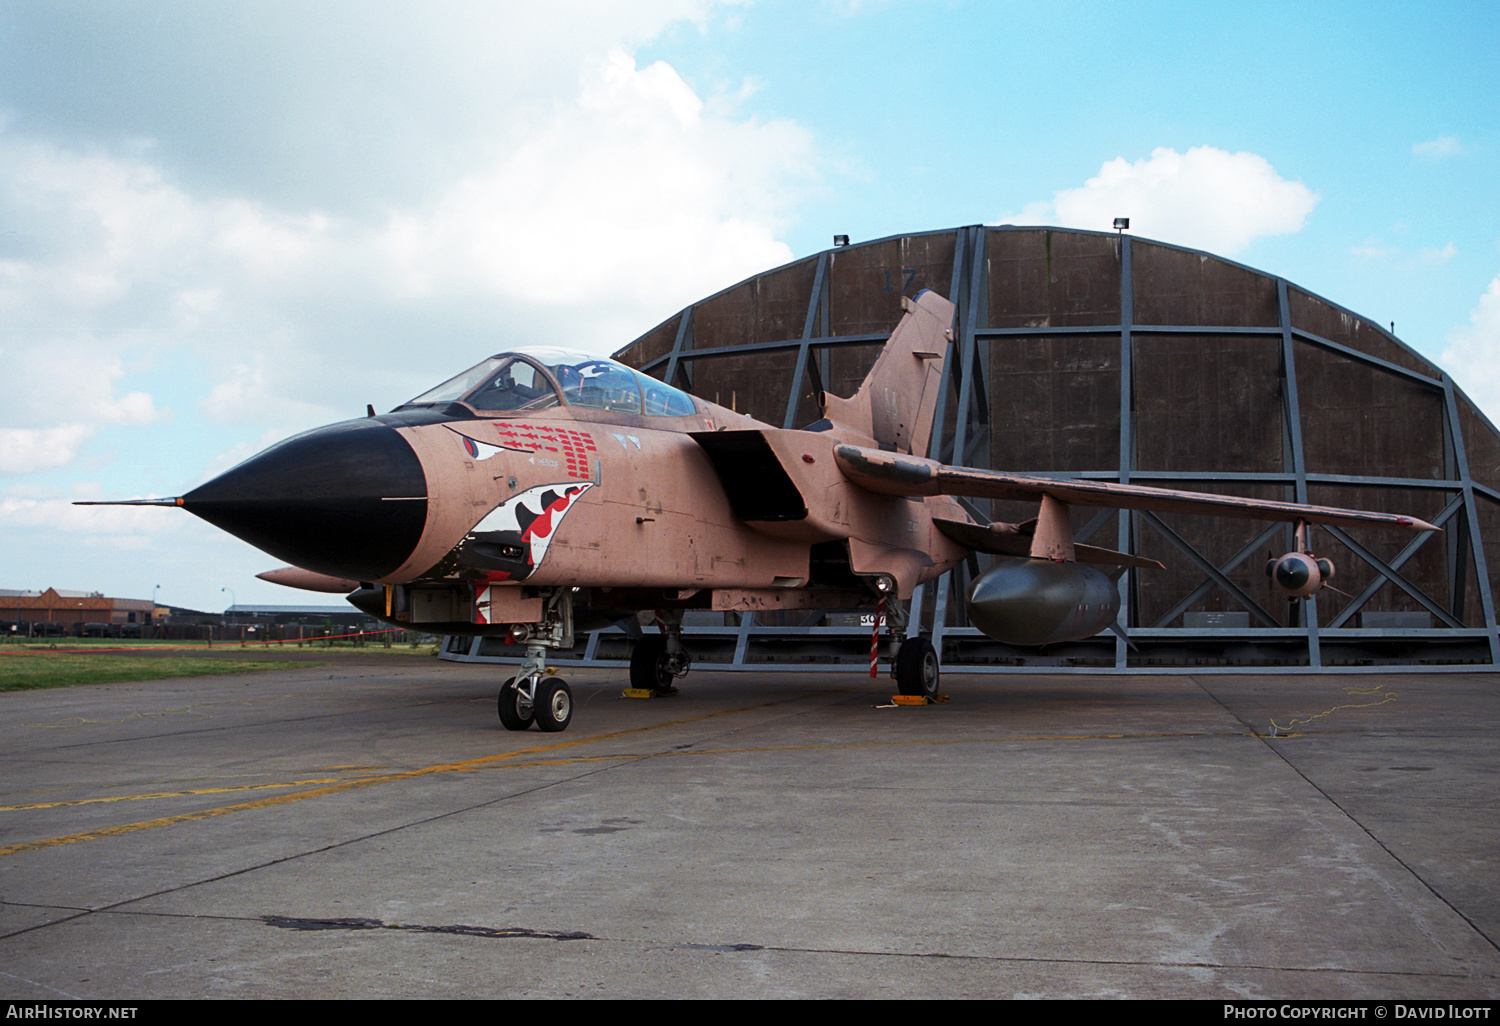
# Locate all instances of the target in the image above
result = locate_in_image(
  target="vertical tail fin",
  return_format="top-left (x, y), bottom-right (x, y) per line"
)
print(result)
top-left (820, 290), bottom-right (953, 455)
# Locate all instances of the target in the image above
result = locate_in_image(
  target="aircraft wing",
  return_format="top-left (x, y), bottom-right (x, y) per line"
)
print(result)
top-left (832, 443), bottom-right (1440, 532)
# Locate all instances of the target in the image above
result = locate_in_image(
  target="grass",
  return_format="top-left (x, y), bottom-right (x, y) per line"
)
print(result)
top-left (0, 634), bottom-right (441, 692)
top-left (0, 637), bottom-right (439, 654)
top-left (0, 652), bottom-right (290, 692)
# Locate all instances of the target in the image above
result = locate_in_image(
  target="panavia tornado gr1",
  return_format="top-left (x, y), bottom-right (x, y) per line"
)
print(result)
top-left (83, 291), bottom-right (1438, 732)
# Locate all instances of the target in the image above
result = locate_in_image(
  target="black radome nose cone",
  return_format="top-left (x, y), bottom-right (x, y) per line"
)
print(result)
top-left (183, 419), bottom-right (428, 582)
top-left (1274, 556), bottom-right (1312, 592)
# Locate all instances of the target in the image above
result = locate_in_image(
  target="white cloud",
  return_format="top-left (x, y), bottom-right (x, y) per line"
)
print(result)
top-left (375, 50), bottom-right (809, 312)
top-left (0, 2), bottom-right (807, 606)
top-left (0, 340), bottom-right (164, 426)
top-left (587, 50), bottom-right (705, 127)
top-left (0, 33), bottom-right (819, 471)
top-left (0, 482), bottom-right (164, 537)
top-left (198, 346), bottom-right (339, 433)
top-left (1000, 146), bottom-right (1320, 255)
top-left (0, 425), bottom-right (96, 474)
top-left (1350, 237), bottom-right (1399, 260)
top-left (0, 2), bottom-right (734, 212)
top-left (1350, 237), bottom-right (1461, 267)
top-left (0, 126), bottom-right (337, 468)
top-left (0, 335), bottom-right (166, 474)
top-left (1440, 274), bottom-right (1500, 423)
top-left (1413, 135), bottom-right (1462, 159)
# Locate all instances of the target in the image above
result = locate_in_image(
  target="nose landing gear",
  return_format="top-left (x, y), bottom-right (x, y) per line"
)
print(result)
top-left (496, 650), bottom-right (574, 733)
top-left (495, 589), bottom-right (575, 733)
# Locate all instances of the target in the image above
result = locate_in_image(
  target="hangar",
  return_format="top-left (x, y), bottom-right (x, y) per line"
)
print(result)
top-left (445, 225), bottom-right (1500, 672)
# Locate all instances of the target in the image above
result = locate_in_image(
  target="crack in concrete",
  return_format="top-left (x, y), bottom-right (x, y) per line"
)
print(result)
top-left (262, 914), bottom-right (594, 940)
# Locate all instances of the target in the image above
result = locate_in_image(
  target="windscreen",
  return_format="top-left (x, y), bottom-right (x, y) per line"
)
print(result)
top-left (402, 349), bottom-right (696, 416)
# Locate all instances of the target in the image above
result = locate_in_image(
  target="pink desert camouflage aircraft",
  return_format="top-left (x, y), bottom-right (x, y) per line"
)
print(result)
top-left (82, 291), bottom-right (1438, 732)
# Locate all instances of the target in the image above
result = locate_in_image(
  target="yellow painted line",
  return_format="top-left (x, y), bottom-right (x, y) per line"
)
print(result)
top-left (416, 728), bottom-right (1256, 770)
top-left (0, 689), bottom-right (844, 858)
top-left (0, 676), bottom-right (1284, 859)
top-left (0, 777), bottom-right (363, 811)
top-left (0, 747), bottom-right (569, 857)
top-left (1, 727), bottom-right (1241, 826)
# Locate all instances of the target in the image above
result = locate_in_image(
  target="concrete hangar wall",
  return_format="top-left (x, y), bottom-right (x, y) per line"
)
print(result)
top-left (605, 225), bottom-right (1500, 671)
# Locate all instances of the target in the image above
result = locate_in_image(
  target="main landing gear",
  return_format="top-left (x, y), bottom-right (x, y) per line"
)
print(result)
top-left (878, 592), bottom-right (940, 700)
top-left (894, 635), bottom-right (940, 700)
top-left (629, 611), bottom-right (691, 694)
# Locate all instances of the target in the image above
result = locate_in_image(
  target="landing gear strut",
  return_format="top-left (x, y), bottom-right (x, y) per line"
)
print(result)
top-left (877, 591), bottom-right (940, 700)
top-left (629, 610), bottom-right (691, 694)
top-left (497, 645), bottom-right (574, 733)
top-left (894, 635), bottom-right (940, 699)
top-left (496, 589), bottom-right (575, 732)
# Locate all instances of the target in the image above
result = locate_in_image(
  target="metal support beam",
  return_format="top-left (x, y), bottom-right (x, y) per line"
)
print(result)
top-left (732, 611), bottom-right (755, 666)
top-left (1151, 522), bottom-right (1284, 629)
top-left (1140, 512), bottom-right (1281, 627)
top-left (665, 308), bottom-right (694, 392)
top-left (1322, 524), bottom-right (1466, 630)
top-left (919, 227), bottom-right (973, 648)
top-left (1116, 234), bottom-right (1135, 667)
top-left (933, 226), bottom-right (987, 655)
top-left (1325, 495), bottom-right (1461, 628)
top-left (1441, 376), bottom-right (1500, 662)
top-left (782, 252), bottom-right (830, 429)
top-left (1278, 278), bottom-right (1319, 666)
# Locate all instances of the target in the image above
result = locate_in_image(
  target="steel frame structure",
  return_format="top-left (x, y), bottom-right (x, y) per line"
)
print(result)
top-left (443, 226), bottom-right (1500, 672)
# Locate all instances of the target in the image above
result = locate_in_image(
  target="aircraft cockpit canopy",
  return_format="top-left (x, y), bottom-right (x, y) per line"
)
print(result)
top-left (399, 348), bottom-right (697, 417)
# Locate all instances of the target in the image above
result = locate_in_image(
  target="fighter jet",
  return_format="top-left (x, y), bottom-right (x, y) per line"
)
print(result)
top-left (82, 291), bottom-right (1437, 732)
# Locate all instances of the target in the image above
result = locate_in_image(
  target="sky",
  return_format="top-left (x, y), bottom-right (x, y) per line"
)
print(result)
top-left (1, 0), bottom-right (1496, 613)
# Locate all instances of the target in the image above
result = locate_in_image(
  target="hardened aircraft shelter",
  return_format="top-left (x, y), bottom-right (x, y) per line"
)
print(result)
top-left (446, 225), bottom-right (1500, 672)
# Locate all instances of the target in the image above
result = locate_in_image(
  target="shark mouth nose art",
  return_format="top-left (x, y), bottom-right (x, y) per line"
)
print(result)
top-left (458, 481), bottom-right (594, 581)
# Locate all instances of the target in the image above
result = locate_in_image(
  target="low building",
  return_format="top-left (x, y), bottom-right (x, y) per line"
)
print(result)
top-left (224, 604), bottom-right (381, 630)
top-left (0, 587), bottom-right (156, 636)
